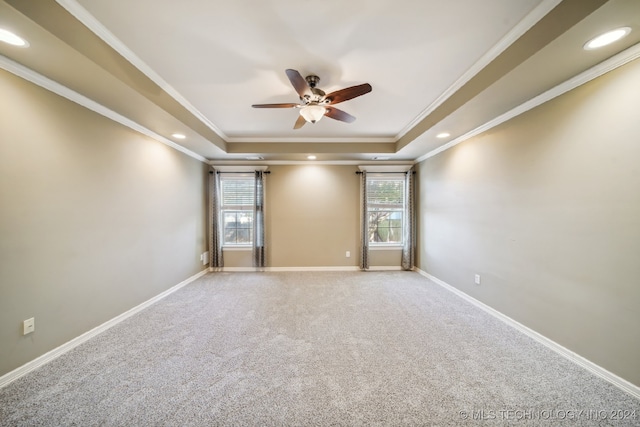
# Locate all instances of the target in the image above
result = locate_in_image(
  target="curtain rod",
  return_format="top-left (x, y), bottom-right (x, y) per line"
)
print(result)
top-left (355, 171), bottom-right (415, 175)
top-left (211, 171), bottom-right (271, 175)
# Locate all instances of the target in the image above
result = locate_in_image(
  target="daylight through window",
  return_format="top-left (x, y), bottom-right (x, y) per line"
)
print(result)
top-left (221, 176), bottom-right (254, 245)
top-left (367, 177), bottom-right (404, 244)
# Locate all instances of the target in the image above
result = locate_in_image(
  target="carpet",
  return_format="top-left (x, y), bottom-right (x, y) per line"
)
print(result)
top-left (1, 271), bottom-right (638, 426)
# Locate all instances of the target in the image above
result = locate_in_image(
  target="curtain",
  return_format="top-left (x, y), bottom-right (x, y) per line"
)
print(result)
top-left (253, 170), bottom-right (266, 268)
top-left (209, 168), bottom-right (223, 268)
top-left (401, 169), bottom-right (415, 270)
top-left (360, 171), bottom-right (369, 270)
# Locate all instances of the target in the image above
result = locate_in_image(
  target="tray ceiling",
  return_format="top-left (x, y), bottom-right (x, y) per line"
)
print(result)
top-left (1, 0), bottom-right (639, 162)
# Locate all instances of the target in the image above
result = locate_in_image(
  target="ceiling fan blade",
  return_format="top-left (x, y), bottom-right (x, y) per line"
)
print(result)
top-left (293, 114), bottom-right (306, 129)
top-left (325, 106), bottom-right (356, 123)
top-left (252, 103), bottom-right (299, 108)
top-left (325, 83), bottom-right (372, 105)
top-left (285, 69), bottom-right (309, 98)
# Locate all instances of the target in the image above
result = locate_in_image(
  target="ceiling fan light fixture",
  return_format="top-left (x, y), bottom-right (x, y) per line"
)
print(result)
top-left (583, 27), bottom-right (631, 50)
top-left (300, 105), bottom-right (326, 123)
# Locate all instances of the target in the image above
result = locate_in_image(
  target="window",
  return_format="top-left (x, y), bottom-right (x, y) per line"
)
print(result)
top-left (367, 177), bottom-right (404, 245)
top-left (220, 176), bottom-right (254, 246)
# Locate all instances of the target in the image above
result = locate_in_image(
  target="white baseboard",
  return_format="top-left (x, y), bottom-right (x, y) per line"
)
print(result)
top-left (210, 266), bottom-right (361, 272)
top-left (208, 266), bottom-right (404, 272)
top-left (0, 269), bottom-right (209, 389)
top-left (267, 266), bottom-right (361, 272)
top-left (366, 266), bottom-right (404, 271)
top-left (415, 269), bottom-right (640, 400)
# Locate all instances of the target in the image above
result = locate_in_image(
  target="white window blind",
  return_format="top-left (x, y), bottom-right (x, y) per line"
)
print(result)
top-left (367, 179), bottom-right (404, 208)
top-left (221, 178), bottom-right (254, 207)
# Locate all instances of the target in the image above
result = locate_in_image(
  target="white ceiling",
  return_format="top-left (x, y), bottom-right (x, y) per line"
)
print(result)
top-left (1, 0), bottom-right (639, 162)
top-left (73, 0), bottom-right (544, 140)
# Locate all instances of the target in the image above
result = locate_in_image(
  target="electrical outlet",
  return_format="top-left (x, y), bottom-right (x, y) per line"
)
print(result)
top-left (202, 251), bottom-right (209, 265)
top-left (346, 251), bottom-right (351, 258)
top-left (23, 318), bottom-right (35, 335)
top-left (474, 274), bottom-right (481, 285)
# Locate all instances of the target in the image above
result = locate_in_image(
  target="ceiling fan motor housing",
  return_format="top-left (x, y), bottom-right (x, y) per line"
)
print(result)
top-left (305, 75), bottom-right (320, 88)
top-left (305, 75), bottom-right (326, 98)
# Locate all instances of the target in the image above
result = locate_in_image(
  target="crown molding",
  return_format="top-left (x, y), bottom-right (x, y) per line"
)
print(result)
top-left (396, 0), bottom-right (563, 141)
top-left (0, 55), bottom-right (207, 163)
top-left (416, 41), bottom-right (640, 163)
top-left (55, 0), bottom-right (228, 142)
top-left (56, 0), bottom-right (563, 149)
top-left (209, 160), bottom-right (415, 166)
top-left (224, 136), bottom-right (397, 143)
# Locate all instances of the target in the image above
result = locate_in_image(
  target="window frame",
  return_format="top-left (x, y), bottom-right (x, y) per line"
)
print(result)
top-left (220, 174), bottom-right (255, 248)
top-left (366, 174), bottom-right (405, 247)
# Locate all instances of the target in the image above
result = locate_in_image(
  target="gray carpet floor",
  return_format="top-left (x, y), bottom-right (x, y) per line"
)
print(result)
top-left (0, 271), bottom-right (638, 426)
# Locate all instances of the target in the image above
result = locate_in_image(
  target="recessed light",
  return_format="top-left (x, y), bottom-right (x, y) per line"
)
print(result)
top-left (246, 156), bottom-right (264, 160)
top-left (171, 133), bottom-right (186, 139)
top-left (372, 156), bottom-right (390, 160)
top-left (584, 27), bottom-right (631, 50)
top-left (0, 29), bottom-right (29, 47)
top-left (307, 155), bottom-right (317, 160)
top-left (436, 132), bottom-right (451, 139)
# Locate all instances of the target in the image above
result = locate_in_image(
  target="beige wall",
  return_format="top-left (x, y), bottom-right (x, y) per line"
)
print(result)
top-left (416, 58), bottom-right (640, 386)
top-left (0, 70), bottom-right (208, 376)
top-left (219, 164), bottom-right (403, 268)
top-left (265, 165), bottom-right (360, 267)
top-left (268, 165), bottom-right (360, 267)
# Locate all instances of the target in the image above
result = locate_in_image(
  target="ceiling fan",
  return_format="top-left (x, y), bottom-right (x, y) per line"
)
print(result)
top-left (252, 69), bottom-right (372, 129)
